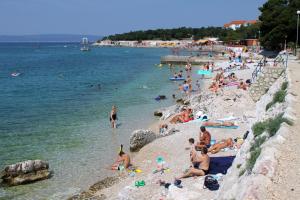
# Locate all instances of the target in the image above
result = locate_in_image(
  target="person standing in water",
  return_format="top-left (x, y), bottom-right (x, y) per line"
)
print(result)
top-left (110, 105), bottom-right (117, 128)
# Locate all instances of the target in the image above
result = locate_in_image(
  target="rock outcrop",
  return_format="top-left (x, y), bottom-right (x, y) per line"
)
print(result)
top-left (129, 130), bottom-right (157, 152)
top-left (0, 160), bottom-right (51, 186)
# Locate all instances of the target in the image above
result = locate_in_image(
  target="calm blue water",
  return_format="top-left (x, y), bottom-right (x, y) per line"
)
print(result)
top-left (0, 43), bottom-right (182, 199)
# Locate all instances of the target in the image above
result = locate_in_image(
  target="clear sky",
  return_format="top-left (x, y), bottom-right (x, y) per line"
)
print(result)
top-left (0, 0), bottom-right (267, 36)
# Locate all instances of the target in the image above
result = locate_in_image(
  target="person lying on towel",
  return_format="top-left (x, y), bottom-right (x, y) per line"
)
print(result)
top-left (208, 138), bottom-right (234, 154)
top-left (202, 121), bottom-right (235, 127)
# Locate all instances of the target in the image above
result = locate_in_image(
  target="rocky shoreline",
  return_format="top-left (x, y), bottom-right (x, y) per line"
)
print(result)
top-left (67, 53), bottom-right (296, 200)
top-left (68, 58), bottom-right (262, 199)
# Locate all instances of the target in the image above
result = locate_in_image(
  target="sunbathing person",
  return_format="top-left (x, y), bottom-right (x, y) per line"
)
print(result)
top-left (170, 108), bottom-right (188, 124)
top-left (209, 81), bottom-right (219, 93)
top-left (111, 145), bottom-right (131, 170)
top-left (176, 147), bottom-right (210, 179)
top-left (208, 138), bottom-right (234, 154)
top-left (238, 81), bottom-right (247, 90)
top-left (228, 73), bottom-right (238, 81)
top-left (202, 121), bottom-right (235, 127)
top-left (196, 126), bottom-right (211, 149)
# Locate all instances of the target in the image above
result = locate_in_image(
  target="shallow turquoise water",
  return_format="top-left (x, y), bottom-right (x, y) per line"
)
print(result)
top-left (0, 44), bottom-right (185, 199)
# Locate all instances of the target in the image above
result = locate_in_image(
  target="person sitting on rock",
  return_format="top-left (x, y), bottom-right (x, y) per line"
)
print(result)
top-left (208, 138), bottom-right (234, 154)
top-left (196, 126), bottom-right (211, 149)
top-left (111, 145), bottom-right (131, 170)
top-left (176, 147), bottom-right (210, 179)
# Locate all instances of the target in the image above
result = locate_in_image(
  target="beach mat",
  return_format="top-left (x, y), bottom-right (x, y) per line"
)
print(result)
top-left (197, 70), bottom-right (212, 75)
top-left (203, 125), bottom-right (239, 129)
top-left (209, 156), bottom-right (236, 175)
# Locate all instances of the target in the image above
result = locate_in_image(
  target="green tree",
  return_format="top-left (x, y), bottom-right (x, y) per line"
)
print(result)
top-left (259, 0), bottom-right (300, 50)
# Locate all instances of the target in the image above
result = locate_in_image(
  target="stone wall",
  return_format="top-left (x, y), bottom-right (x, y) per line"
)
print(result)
top-left (216, 69), bottom-right (294, 200)
top-left (249, 66), bottom-right (284, 102)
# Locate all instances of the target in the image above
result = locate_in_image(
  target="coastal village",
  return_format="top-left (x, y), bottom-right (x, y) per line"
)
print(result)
top-left (93, 20), bottom-right (259, 48)
top-left (1, 0), bottom-right (300, 200)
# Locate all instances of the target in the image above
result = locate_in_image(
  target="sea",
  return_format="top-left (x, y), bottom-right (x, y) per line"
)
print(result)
top-left (0, 43), bottom-right (190, 199)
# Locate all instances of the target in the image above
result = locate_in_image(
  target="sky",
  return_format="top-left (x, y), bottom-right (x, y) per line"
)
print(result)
top-left (0, 0), bottom-right (267, 36)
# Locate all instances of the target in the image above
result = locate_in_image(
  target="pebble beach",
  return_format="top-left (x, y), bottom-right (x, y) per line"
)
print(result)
top-left (70, 51), bottom-right (269, 200)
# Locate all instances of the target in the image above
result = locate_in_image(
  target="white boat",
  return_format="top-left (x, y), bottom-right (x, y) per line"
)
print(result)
top-left (80, 37), bottom-right (90, 51)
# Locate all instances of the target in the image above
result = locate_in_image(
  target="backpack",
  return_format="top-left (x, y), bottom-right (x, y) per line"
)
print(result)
top-left (203, 175), bottom-right (219, 191)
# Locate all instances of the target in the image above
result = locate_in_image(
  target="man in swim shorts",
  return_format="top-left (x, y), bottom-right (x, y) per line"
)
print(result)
top-left (196, 126), bottom-right (211, 149)
top-left (176, 147), bottom-right (210, 179)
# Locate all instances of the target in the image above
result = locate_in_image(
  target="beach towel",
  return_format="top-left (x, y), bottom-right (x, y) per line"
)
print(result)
top-left (197, 70), bottom-right (212, 76)
top-left (203, 125), bottom-right (239, 129)
top-left (224, 82), bottom-right (239, 87)
top-left (185, 116), bottom-right (208, 124)
top-left (217, 116), bottom-right (239, 122)
top-left (209, 156), bottom-right (236, 175)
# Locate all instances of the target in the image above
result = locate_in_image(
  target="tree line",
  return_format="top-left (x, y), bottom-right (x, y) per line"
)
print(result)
top-left (102, 25), bottom-right (260, 43)
top-left (102, 0), bottom-right (300, 51)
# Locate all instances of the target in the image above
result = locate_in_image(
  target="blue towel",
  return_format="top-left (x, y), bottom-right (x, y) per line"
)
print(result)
top-left (209, 156), bottom-right (236, 175)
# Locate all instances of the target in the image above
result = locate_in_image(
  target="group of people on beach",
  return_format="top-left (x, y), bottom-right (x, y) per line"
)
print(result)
top-left (108, 49), bottom-right (251, 182)
top-left (209, 69), bottom-right (250, 93)
top-left (176, 126), bottom-right (244, 179)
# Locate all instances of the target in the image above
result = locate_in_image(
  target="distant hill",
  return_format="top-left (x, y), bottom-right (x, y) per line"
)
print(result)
top-left (0, 34), bottom-right (102, 42)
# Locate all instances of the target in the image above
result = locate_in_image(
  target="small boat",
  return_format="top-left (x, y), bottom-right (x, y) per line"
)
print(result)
top-left (80, 37), bottom-right (90, 51)
top-left (11, 72), bottom-right (21, 77)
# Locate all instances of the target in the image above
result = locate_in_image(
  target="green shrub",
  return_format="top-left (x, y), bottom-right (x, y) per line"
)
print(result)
top-left (266, 90), bottom-right (287, 110)
top-left (252, 113), bottom-right (293, 138)
top-left (250, 136), bottom-right (267, 151)
top-left (266, 82), bottom-right (288, 111)
top-left (252, 121), bottom-right (267, 137)
top-left (246, 148), bottom-right (261, 172)
top-left (267, 113), bottom-right (293, 137)
top-left (239, 169), bottom-right (246, 177)
top-left (281, 81), bottom-right (288, 91)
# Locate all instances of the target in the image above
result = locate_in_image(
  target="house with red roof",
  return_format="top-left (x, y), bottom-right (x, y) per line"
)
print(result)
top-left (224, 20), bottom-right (257, 30)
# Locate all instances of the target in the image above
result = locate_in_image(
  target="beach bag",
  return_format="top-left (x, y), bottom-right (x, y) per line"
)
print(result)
top-left (203, 175), bottom-right (219, 191)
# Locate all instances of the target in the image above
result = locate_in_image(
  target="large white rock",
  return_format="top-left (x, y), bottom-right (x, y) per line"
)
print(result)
top-left (129, 130), bottom-right (157, 152)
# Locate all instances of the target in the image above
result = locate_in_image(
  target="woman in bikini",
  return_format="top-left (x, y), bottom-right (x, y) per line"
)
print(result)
top-left (110, 105), bottom-right (117, 128)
